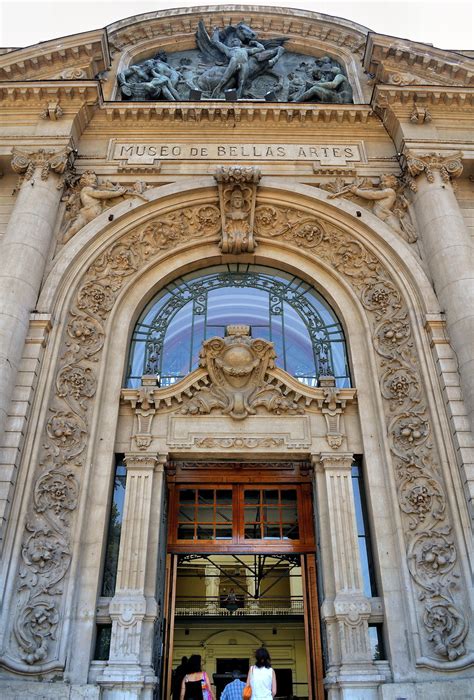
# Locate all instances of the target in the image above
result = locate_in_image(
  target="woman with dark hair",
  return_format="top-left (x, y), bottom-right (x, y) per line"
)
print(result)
top-left (180, 654), bottom-right (215, 700)
top-left (246, 647), bottom-right (276, 699)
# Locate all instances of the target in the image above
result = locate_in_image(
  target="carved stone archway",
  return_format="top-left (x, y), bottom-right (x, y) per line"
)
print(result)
top-left (0, 181), bottom-right (471, 680)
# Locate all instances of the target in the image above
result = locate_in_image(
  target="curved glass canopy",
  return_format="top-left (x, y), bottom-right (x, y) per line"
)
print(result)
top-left (126, 264), bottom-right (350, 388)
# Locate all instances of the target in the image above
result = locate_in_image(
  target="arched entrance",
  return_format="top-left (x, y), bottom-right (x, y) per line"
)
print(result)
top-left (0, 180), bottom-right (470, 699)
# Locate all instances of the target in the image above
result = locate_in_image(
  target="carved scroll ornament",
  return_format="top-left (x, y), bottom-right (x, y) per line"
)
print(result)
top-left (11, 146), bottom-right (73, 188)
top-left (403, 150), bottom-right (463, 188)
top-left (2, 194), bottom-right (469, 670)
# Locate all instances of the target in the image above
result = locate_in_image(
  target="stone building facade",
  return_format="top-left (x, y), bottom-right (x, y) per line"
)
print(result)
top-left (0, 5), bottom-right (473, 700)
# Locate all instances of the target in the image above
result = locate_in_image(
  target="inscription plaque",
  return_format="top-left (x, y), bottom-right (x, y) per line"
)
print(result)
top-left (110, 141), bottom-right (364, 166)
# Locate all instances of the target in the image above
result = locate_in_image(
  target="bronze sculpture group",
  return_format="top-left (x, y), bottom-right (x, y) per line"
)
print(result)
top-left (117, 21), bottom-right (352, 103)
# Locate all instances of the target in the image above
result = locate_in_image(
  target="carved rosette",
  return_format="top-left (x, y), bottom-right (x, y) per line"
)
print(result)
top-left (403, 150), bottom-right (463, 189)
top-left (214, 165), bottom-right (261, 254)
top-left (5, 194), bottom-right (469, 670)
top-left (5, 204), bottom-right (220, 671)
top-left (255, 203), bottom-right (469, 663)
top-left (11, 146), bottom-right (73, 189)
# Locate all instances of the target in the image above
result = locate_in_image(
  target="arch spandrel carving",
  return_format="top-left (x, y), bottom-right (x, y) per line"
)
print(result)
top-left (0, 185), bottom-right (471, 673)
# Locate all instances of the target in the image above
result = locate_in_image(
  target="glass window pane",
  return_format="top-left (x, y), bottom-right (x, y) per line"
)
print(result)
top-left (179, 489), bottom-right (195, 503)
top-left (214, 525), bottom-right (232, 539)
top-left (196, 506), bottom-right (214, 522)
top-left (198, 490), bottom-right (214, 505)
top-left (215, 507), bottom-right (232, 524)
top-left (244, 490), bottom-right (260, 504)
top-left (197, 525), bottom-right (214, 539)
top-left (281, 490), bottom-right (297, 504)
top-left (264, 525), bottom-right (281, 539)
top-left (244, 506), bottom-right (261, 523)
top-left (178, 506), bottom-right (195, 522)
top-left (265, 508), bottom-right (281, 523)
top-left (245, 524), bottom-right (262, 539)
top-left (178, 524), bottom-right (195, 540)
top-left (215, 490), bottom-right (232, 505)
top-left (282, 523), bottom-right (299, 540)
top-left (263, 490), bottom-right (279, 505)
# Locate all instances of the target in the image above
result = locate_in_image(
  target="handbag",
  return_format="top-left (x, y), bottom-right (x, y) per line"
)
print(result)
top-left (242, 666), bottom-right (253, 699)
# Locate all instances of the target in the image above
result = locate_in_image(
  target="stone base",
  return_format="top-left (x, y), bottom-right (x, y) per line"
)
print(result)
top-left (0, 681), bottom-right (100, 699)
top-left (380, 678), bottom-right (474, 700)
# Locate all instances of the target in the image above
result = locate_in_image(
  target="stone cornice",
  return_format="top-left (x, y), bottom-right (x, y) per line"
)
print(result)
top-left (372, 85), bottom-right (474, 109)
top-left (107, 5), bottom-right (368, 56)
top-left (364, 33), bottom-right (474, 88)
top-left (102, 101), bottom-right (372, 125)
top-left (0, 81), bottom-right (100, 106)
top-left (0, 30), bottom-right (109, 81)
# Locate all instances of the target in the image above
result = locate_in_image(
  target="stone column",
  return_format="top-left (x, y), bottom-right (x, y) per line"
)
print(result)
top-left (100, 453), bottom-right (165, 700)
top-left (205, 563), bottom-right (220, 613)
top-left (0, 146), bottom-right (71, 445)
top-left (404, 150), bottom-right (474, 433)
top-left (315, 453), bottom-right (382, 699)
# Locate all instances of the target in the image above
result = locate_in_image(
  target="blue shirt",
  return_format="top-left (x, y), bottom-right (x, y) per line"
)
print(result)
top-left (221, 678), bottom-right (246, 700)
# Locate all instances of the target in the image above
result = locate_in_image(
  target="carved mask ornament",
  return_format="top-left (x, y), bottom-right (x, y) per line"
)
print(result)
top-left (182, 324), bottom-right (299, 419)
top-left (215, 165), bottom-right (261, 254)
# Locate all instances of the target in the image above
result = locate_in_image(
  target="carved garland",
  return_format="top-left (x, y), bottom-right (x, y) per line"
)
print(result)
top-left (253, 203), bottom-right (468, 663)
top-left (4, 196), bottom-right (468, 669)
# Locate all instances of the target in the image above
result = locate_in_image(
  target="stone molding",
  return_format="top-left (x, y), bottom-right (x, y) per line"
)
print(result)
top-left (103, 102), bottom-right (372, 125)
top-left (108, 8), bottom-right (367, 58)
top-left (0, 30), bottom-right (109, 82)
top-left (372, 85), bottom-right (474, 109)
top-left (0, 81), bottom-right (100, 106)
top-left (364, 33), bottom-right (474, 88)
top-left (0, 193), bottom-right (470, 673)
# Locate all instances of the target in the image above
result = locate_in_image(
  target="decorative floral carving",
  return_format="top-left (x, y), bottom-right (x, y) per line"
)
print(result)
top-left (34, 471), bottom-right (78, 518)
top-left (8, 201), bottom-right (223, 669)
top-left (77, 282), bottom-right (115, 318)
top-left (424, 601), bottom-right (468, 662)
top-left (46, 412), bottom-right (86, 458)
top-left (255, 205), bottom-right (326, 249)
top-left (14, 602), bottom-right (59, 665)
top-left (256, 202), bottom-right (469, 663)
top-left (194, 437), bottom-right (285, 448)
top-left (56, 365), bottom-right (96, 408)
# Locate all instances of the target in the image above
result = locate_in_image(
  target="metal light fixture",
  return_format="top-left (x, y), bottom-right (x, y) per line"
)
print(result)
top-left (189, 88), bottom-right (202, 101)
top-left (224, 88), bottom-right (238, 101)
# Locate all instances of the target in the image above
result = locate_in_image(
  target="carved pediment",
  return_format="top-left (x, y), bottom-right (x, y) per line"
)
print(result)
top-left (121, 326), bottom-right (356, 449)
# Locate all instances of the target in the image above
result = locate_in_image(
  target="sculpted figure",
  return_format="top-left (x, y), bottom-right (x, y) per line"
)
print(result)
top-left (292, 65), bottom-right (352, 103)
top-left (118, 52), bottom-right (181, 101)
top-left (196, 20), bottom-right (287, 99)
top-left (330, 175), bottom-right (417, 243)
top-left (62, 172), bottom-right (127, 242)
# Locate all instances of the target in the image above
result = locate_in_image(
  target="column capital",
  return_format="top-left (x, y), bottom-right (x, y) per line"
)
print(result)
top-left (124, 453), bottom-right (158, 471)
top-left (402, 148), bottom-right (463, 187)
top-left (11, 145), bottom-right (74, 185)
top-left (316, 452), bottom-right (354, 472)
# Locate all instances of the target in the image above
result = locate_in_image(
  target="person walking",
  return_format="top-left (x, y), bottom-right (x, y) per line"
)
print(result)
top-left (172, 656), bottom-right (188, 700)
top-left (180, 654), bottom-right (215, 700)
top-left (246, 648), bottom-right (276, 699)
top-left (221, 670), bottom-right (245, 700)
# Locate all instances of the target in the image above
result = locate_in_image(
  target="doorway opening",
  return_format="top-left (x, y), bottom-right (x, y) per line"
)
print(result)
top-left (161, 461), bottom-right (324, 700)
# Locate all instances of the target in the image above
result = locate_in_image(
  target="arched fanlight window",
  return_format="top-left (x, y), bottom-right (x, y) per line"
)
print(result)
top-left (126, 264), bottom-right (350, 388)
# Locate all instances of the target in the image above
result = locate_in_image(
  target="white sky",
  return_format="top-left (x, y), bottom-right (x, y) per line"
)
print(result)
top-left (1, 0), bottom-right (473, 50)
